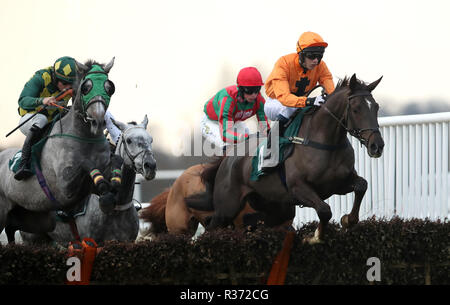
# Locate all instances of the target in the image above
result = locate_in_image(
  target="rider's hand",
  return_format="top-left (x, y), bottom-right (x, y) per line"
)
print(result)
top-left (306, 95), bottom-right (325, 107)
top-left (42, 97), bottom-right (56, 106)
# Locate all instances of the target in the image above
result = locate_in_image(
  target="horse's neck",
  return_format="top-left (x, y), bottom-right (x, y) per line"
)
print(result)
top-left (308, 95), bottom-right (348, 144)
top-left (53, 107), bottom-right (89, 137)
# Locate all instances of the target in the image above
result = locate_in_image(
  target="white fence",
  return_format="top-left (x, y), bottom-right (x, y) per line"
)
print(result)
top-left (137, 112), bottom-right (450, 229)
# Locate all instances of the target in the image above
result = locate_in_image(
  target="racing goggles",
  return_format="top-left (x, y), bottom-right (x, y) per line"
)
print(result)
top-left (241, 86), bottom-right (261, 95)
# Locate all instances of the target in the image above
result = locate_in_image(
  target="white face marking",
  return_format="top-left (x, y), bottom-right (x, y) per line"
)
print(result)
top-left (365, 97), bottom-right (372, 109)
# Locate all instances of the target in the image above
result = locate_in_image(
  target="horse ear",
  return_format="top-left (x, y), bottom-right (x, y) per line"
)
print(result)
top-left (367, 76), bottom-right (383, 92)
top-left (103, 57), bottom-right (115, 73)
top-left (111, 117), bottom-right (127, 131)
top-left (75, 60), bottom-right (89, 74)
top-left (140, 115), bottom-right (149, 129)
top-left (349, 74), bottom-right (358, 91)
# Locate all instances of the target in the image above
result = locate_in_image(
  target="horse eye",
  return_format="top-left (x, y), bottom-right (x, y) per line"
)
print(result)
top-left (126, 138), bottom-right (132, 144)
top-left (81, 79), bottom-right (93, 95)
top-left (105, 80), bottom-right (115, 96)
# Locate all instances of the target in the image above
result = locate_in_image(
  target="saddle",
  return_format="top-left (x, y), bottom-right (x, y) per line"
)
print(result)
top-left (250, 106), bottom-right (314, 181)
top-left (8, 121), bottom-right (55, 176)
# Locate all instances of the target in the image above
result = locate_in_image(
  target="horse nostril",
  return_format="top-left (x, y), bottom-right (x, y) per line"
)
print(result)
top-left (370, 143), bottom-right (377, 151)
top-left (144, 162), bottom-right (156, 171)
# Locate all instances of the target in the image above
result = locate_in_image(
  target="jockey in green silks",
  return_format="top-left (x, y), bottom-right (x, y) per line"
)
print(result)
top-left (14, 56), bottom-right (121, 181)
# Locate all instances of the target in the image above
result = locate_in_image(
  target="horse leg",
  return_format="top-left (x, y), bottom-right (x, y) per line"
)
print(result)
top-left (109, 154), bottom-right (123, 191)
top-left (20, 231), bottom-right (52, 246)
top-left (338, 173), bottom-right (368, 229)
top-left (81, 159), bottom-right (110, 195)
top-left (207, 190), bottom-right (245, 231)
top-left (5, 225), bottom-right (17, 244)
top-left (6, 206), bottom-right (56, 239)
top-left (80, 159), bottom-right (116, 213)
top-left (166, 189), bottom-right (197, 236)
top-left (289, 182), bottom-right (332, 244)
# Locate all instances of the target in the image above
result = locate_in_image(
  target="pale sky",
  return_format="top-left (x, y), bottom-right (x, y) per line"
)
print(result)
top-left (1, 0), bottom-right (449, 153)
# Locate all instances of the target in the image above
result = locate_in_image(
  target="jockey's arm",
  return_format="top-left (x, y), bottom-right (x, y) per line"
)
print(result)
top-left (18, 75), bottom-right (46, 111)
top-left (269, 58), bottom-right (308, 108)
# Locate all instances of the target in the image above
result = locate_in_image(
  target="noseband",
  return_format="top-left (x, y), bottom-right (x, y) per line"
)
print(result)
top-left (116, 126), bottom-right (154, 175)
top-left (323, 91), bottom-right (380, 147)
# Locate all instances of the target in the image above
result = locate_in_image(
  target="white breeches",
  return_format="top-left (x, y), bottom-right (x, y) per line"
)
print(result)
top-left (18, 113), bottom-right (48, 136)
top-left (264, 97), bottom-right (299, 120)
top-left (200, 114), bottom-right (249, 148)
top-left (104, 111), bottom-right (122, 144)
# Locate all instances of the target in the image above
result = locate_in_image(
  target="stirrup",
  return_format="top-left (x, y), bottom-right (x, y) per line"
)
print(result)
top-left (14, 166), bottom-right (33, 181)
top-left (261, 149), bottom-right (278, 169)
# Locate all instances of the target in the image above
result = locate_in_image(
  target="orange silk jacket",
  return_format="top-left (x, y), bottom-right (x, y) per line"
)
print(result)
top-left (265, 53), bottom-right (335, 108)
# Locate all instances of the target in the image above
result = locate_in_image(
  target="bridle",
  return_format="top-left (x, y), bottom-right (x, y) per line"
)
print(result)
top-left (116, 126), bottom-right (154, 175)
top-left (322, 91), bottom-right (381, 147)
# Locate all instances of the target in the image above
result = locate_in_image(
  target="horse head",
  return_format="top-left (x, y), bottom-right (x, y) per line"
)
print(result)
top-left (345, 74), bottom-right (385, 157)
top-left (73, 58), bottom-right (115, 136)
top-left (112, 115), bottom-right (157, 180)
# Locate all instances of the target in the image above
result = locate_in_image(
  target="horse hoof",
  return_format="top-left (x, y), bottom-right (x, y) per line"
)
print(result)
top-left (111, 181), bottom-right (120, 189)
top-left (99, 192), bottom-right (115, 214)
top-left (340, 215), bottom-right (349, 228)
top-left (302, 229), bottom-right (323, 245)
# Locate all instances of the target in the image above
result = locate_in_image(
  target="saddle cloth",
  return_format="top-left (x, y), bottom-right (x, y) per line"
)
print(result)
top-left (250, 106), bottom-right (312, 181)
top-left (8, 116), bottom-right (59, 175)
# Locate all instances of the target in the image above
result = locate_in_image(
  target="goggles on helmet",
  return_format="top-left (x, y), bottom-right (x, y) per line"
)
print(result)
top-left (241, 86), bottom-right (261, 95)
top-left (303, 52), bottom-right (323, 60)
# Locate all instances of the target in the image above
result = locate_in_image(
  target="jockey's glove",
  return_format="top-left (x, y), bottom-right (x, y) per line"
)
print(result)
top-left (305, 95), bottom-right (325, 107)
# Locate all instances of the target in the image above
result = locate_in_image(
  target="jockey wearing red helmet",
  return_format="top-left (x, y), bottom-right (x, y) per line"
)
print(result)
top-left (202, 67), bottom-right (270, 150)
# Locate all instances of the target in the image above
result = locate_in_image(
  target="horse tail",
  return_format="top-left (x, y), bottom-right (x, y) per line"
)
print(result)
top-left (185, 157), bottom-right (224, 211)
top-left (139, 188), bottom-right (170, 233)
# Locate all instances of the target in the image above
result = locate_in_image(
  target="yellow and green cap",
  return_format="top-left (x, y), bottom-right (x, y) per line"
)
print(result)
top-left (53, 56), bottom-right (76, 83)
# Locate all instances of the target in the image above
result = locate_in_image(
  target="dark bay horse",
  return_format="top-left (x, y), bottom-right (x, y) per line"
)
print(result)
top-left (0, 58), bottom-right (120, 240)
top-left (203, 74), bottom-right (384, 243)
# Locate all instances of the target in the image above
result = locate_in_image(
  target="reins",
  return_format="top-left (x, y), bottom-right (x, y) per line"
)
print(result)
top-left (287, 85), bottom-right (349, 151)
top-left (323, 91), bottom-right (381, 147)
top-left (288, 87), bottom-right (380, 150)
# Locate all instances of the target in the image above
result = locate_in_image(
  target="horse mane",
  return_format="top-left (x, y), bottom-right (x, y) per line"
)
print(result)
top-left (83, 59), bottom-right (104, 70)
top-left (334, 75), bottom-right (369, 94)
top-left (325, 75), bottom-right (364, 103)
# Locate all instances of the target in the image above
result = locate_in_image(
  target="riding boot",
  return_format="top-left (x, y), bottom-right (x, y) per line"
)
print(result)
top-left (14, 124), bottom-right (42, 181)
top-left (266, 114), bottom-right (289, 151)
top-left (261, 115), bottom-right (289, 169)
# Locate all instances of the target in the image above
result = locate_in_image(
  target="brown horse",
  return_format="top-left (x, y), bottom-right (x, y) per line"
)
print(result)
top-left (139, 162), bottom-right (293, 237)
top-left (201, 74), bottom-right (385, 243)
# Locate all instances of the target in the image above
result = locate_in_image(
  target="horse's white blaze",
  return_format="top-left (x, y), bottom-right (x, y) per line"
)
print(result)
top-left (365, 97), bottom-right (372, 109)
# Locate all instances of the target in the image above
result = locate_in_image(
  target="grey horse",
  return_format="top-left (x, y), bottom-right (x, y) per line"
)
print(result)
top-left (20, 115), bottom-right (157, 245)
top-left (0, 58), bottom-right (119, 240)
